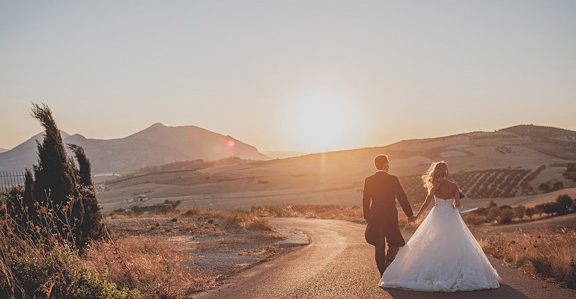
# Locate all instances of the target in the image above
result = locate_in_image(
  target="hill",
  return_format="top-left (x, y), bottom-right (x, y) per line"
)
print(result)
top-left (0, 131), bottom-right (71, 173)
top-left (98, 125), bottom-right (576, 212)
top-left (0, 123), bottom-right (268, 173)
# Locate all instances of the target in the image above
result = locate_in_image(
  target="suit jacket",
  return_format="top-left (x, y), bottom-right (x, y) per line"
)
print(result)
top-left (363, 171), bottom-right (414, 246)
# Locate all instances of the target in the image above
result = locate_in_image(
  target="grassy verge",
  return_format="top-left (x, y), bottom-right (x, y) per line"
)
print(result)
top-left (475, 226), bottom-right (576, 289)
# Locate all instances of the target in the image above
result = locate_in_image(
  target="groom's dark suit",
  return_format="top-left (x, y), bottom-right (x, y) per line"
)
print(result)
top-left (363, 170), bottom-right (413, 275)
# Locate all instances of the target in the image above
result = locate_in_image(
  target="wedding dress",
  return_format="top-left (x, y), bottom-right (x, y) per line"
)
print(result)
top-left (379, 196), bottom-right (500, 292)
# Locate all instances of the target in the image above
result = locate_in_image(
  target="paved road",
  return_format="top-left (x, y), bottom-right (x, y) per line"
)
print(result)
top-left (197, 218), bottom-right (576, 299)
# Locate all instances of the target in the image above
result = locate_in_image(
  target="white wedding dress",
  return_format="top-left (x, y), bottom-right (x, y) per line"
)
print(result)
top-left (379, 196), bottom-right (500, 292)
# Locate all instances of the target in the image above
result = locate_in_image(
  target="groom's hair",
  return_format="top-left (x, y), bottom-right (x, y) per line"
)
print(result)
top-left (374, 154), bottom-right (389, 170)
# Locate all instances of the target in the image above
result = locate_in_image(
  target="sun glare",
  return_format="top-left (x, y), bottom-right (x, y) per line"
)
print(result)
top-left (283, 90), bottom-right (364, 153)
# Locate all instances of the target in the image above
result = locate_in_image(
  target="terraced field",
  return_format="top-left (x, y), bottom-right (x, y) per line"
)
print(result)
top-left (399, 166), bottom-right (548, 204)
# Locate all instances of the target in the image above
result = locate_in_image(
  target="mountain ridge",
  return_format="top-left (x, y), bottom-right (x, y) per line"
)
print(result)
top-left (0, 124), bottom-right (268, 173)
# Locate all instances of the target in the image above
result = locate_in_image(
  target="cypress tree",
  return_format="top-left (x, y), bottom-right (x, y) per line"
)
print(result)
top-left (69, 143), bottom-right (104, 246)
top-left (68, 144), bottom-right (93, 188)
top-left (23, 169), bottom-right (35, 218)
top-left (31, 103), bottom-right (78, 208)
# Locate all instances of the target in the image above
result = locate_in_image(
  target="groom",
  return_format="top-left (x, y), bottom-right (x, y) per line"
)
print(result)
top-left (363, 155), bottom-right (415, 275)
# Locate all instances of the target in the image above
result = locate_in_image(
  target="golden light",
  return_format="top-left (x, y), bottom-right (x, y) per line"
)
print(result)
top-left (283, 90), bottom-right (364, 153)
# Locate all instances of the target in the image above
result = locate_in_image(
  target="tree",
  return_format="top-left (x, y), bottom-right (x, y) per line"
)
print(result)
top-left (535, 202), bottom-right (561, 216)
top-left (556, 194), bottom-right (574, 215)
top-left (28, 103), bottom-right (104, 248)
top-left (31, 103), bottom-right (78, 208)
top-left (22, 169), bottom-right (35, 219)
top-left (69, 144), bottom-right (104, 247)
top-left (68, 144), bottom-right (93, 189)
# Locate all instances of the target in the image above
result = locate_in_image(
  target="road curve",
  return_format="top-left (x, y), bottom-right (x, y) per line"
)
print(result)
top-left (196, 218), bottom-right (576, 299)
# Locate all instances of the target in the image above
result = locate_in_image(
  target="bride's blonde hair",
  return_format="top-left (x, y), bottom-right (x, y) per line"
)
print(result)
top-left (422, 161), bottom-right (449, 193)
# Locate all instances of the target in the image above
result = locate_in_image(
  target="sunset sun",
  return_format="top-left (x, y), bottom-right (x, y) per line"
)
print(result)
top-left (283, 90), bottom-right (364, 152)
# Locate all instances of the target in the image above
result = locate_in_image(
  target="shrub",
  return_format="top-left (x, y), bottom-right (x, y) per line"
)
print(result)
top-left (552, 181), bottom-right (564, 191)
top-left (556, 194), bottom-right (574, 215)
top-left (220, 210), bottom-right (272, 231)
top-left (463, 214), bottom-right (487, 226)
top-left (539, 183), bottom-right (550, 192)
top-left (487, 206), bottom-right (501, 222)
top-left (526, 207), bottom-right (537, 219)
top-left (84, 236), bottom-right (200, 298)
top-left (513, 205), bottom-right (526, 219)
top-left (536, 202), bottom-right (562, 216)
top-left (498, 209), bottom-right (515, 224)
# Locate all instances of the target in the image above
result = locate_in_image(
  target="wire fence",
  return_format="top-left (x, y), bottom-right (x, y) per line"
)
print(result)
top-left (0, 172), bottom-right (26, 194)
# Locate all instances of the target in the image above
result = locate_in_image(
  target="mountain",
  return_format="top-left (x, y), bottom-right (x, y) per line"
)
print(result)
top-left (0, 123), bottom-right (268, 173)
top-left (98, 124), bottom-right (576, 211)
top-left (0, 131), bottom-right (71, 173)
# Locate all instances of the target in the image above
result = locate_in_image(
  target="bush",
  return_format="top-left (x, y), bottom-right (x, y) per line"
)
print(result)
top-left (556, 194), bottom-right (574, 215)
top-left (487, 206), bottom-right (501, 222)
top-left (513, 205), bottom-right (526, 219)
top-left (498, 209), bottom-right (515, 224)
top-left (539, 183), bottom-right (550, 192)
top-left (526, 207), bottom-right (537, 219)
top-left (552, 181), bottom-right (564, 191)
top-left (220, 210), bottom-right (272, 231)
top-left (463, 214), bottom-right (487, 226)
top-left (536, 202), bottom-right (564, 216)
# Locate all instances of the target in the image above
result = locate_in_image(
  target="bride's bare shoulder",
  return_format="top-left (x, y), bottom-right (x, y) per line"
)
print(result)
top-left (445, 180), bottom-right (459, 190)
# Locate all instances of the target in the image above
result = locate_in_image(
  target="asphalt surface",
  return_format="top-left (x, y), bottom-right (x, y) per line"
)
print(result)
top-left (196, 218), bottom-right (576, 299)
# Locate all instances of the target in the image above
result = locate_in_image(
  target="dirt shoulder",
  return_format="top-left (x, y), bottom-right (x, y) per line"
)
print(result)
top-left (106, 210), bottom-right (309, 293)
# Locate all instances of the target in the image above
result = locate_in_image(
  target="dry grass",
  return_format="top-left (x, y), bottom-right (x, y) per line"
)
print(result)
top-left (103, 206), bottom-right (284, 294)
top-left (1, 198), bottom-right (278, 298)
top-left (0, 207), bottom-right (140, 298)
top-left (84, 236), bottom-right (216, 297)
top-left (110, 205), bottom-right (273, 234)
top-left (202, 209), bottom-right (273, 231)
top-left (477, 226), bottom-right (576, 289)
top-left (251, 205), bottom-right (366, 223)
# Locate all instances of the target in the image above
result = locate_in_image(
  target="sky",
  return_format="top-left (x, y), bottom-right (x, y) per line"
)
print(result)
top-left (1, 0), bottom-right (575, 153)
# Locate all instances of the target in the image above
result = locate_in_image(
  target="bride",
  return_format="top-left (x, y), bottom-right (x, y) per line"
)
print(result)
top-left (379, 161), bottom-right (500, 292)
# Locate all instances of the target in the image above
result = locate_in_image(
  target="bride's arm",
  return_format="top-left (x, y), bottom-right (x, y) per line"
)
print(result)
top-left (453, 187), bottom-right (462, 209)
top-left (415, 192), bottom-right (434, 219)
